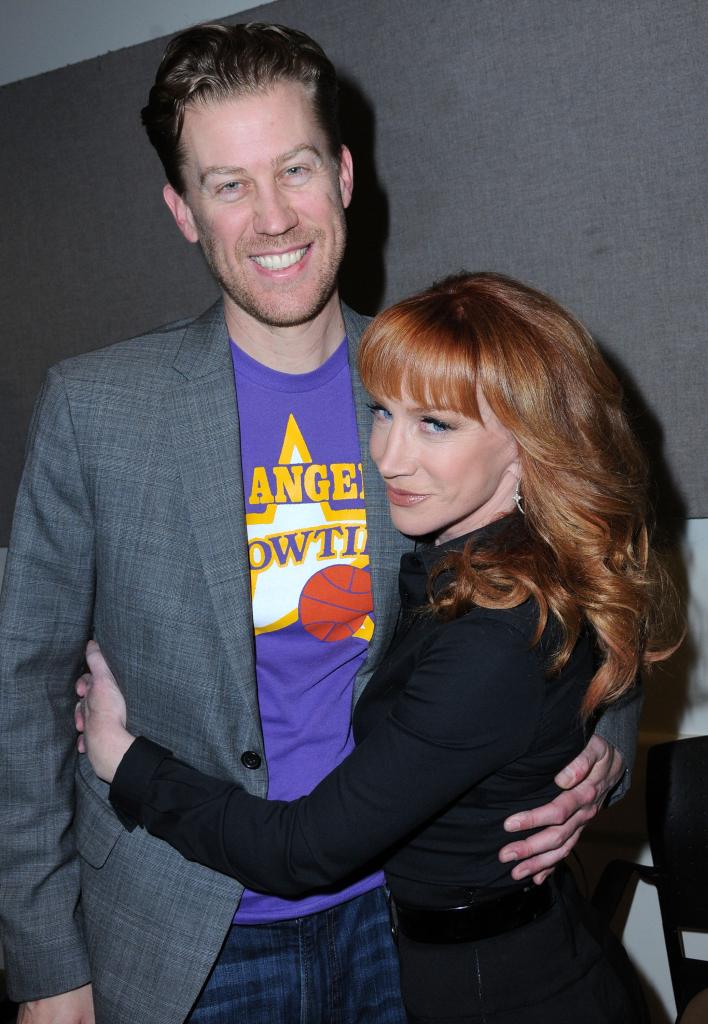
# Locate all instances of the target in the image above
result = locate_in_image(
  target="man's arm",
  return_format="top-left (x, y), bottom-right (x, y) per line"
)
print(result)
top-left (0, 369), bottom-right (95, 1004)
top-left (499, 688), bottom-right (642, 882)
top-left (17, 984), bottom-right (95, 1024)
top-left (593, 685), bottom-right (643, 801)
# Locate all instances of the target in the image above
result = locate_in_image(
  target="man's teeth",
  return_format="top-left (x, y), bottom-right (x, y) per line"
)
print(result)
top-left (252, 247), bottom-right (308, 270)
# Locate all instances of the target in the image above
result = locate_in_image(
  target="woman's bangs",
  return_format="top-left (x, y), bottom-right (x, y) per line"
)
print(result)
top-left (358, 318), bottom-right (411, 403)
top-left (360, 314), bottom-right (481, 418)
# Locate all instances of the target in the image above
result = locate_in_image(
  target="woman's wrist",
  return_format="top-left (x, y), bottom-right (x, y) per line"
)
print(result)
top-left (92, 726), bottom-right (136, 783)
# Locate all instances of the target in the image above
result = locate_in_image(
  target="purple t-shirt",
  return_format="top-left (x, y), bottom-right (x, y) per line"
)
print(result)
top-left (230, 337), bottom-right (384, 923)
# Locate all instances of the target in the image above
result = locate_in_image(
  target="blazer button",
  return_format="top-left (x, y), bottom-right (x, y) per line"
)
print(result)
top-left (241, 750), bottom-right (262, 770)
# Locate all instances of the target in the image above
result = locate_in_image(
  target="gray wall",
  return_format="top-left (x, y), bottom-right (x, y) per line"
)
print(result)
top-left (0, 0), bottom-right (270, 86)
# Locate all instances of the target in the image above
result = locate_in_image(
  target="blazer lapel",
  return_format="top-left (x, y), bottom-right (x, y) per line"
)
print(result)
top-left (345, 306), bottom-right (411, 699)
top-left (169, 302), bottom-right (260, 724)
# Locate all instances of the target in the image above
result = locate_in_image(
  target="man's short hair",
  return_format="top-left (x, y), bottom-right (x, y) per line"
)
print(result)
top-left (142, 22), bottom-right (342, 193)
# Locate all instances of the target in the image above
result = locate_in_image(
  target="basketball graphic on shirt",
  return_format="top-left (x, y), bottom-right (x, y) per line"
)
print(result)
top-left (299, 565), bottom-right (373, 641)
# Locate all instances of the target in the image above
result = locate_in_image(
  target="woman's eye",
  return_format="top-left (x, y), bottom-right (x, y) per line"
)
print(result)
top-left (367, 402), bottom-right (392, 421)
top-left (421, 416), bottom-right (450, 434)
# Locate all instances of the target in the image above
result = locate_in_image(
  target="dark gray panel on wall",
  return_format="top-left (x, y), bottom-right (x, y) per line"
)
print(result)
top-left (1, 0), bottom-right (705, 542)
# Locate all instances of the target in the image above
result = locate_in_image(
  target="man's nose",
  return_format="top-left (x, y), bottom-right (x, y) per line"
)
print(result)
top-left (253, 184), bottom-right (299, 236)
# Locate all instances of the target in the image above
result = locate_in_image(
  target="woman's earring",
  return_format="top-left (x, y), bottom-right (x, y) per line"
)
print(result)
top-left (513, 479), bottom-right (525, 516)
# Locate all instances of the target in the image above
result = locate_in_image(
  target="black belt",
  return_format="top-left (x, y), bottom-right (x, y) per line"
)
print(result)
top-left (390, 881), bottom-right (553, 945)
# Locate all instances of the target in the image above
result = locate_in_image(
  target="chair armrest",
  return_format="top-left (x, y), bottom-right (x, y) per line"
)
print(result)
top-left (592, 858), bottom-right (661, 922)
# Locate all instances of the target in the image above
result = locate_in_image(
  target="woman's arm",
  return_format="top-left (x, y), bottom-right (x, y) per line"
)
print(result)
top-left (77, 624), bottom-right (554, 895)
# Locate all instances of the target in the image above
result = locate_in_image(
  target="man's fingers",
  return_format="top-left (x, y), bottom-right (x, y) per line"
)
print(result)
top-left (500, 737), bottom-right (623, 880)
top-left (554, 750), bottom-right (593, 789)
top-left (508, 834), bottom-right (580, 880)
top-left (556, 741), bottom-right (623, 803)
top-left (503, 784), bottom-right (598, 836)
top-left (500, 805), bottom-right (597, 863)
top-left (554, 735), bottom-right (608, 789)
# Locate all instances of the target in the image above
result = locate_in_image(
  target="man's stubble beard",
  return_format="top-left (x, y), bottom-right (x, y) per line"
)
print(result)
top-left (200, 219), bottom-right (347, 330)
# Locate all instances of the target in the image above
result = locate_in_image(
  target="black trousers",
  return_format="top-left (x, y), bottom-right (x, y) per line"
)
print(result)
top-left (397, 867), bottom-right (648, 1024)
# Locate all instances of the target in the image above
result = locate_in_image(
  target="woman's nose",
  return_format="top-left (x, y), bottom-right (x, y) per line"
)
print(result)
top-left (373, 424), bottom-right (415, 478)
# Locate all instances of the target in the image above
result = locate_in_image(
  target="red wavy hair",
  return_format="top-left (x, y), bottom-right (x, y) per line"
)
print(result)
top-left (358, 272), bottom-right (680, 716)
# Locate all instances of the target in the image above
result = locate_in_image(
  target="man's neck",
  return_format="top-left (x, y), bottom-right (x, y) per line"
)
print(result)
top-left (224, 292), bottom-right (346, 374)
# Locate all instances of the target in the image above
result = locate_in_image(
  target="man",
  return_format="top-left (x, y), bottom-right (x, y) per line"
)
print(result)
top-left (0, 23), bottom-right (637, 1024)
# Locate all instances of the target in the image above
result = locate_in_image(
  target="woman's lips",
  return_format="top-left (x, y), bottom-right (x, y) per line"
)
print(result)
top-left (386, 486), bottom-right (429, 507)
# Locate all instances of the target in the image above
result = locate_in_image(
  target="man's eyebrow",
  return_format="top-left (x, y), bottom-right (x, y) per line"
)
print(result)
top-left (278, 144), bottom-right (323, 165)
top-left (199, 165), bottom-right (247, 186)
top-left (199, 145), bottom-right (324, 187)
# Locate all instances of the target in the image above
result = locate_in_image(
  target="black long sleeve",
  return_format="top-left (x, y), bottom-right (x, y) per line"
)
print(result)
top-left (111, 605), bottom-right (588, 900)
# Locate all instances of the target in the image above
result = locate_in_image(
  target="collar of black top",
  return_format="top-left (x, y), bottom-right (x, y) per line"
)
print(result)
top-left (398, 511), bottom-right (525, 606)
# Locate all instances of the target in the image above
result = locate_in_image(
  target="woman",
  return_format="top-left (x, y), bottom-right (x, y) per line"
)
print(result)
top-left (77, 272), bottom-right (677, 1022)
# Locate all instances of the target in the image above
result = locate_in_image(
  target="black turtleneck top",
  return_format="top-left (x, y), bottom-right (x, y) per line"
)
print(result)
top-left (110, 516), bottom-right (590, 907)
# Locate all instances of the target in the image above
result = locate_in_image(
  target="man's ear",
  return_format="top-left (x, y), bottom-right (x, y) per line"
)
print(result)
top-left (338, 145), bottom-right (354, 210)
top-left (163, 183), bottom-right (200, 243)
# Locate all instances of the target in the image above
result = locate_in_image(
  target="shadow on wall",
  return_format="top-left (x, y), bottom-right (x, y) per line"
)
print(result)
top-left (338, 75), bottom-right (389, 316)
top-left (600, 341), bottom-right (695, 739)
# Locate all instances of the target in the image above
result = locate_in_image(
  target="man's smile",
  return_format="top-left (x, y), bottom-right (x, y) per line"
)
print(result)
top-left (250, 245), bottom-right (310, 271)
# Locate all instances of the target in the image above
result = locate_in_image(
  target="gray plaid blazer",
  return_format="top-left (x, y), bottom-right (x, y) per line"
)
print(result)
top-left (0, 302), bottom-right (408, 1022)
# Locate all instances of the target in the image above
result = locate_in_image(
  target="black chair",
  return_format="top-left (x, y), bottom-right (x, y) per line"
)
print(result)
top-left (592, 736), bottom-right (708, 1020)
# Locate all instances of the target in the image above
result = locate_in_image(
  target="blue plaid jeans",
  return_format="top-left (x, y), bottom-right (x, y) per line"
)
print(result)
top-left (187, 886), bottom-right (407, 1024)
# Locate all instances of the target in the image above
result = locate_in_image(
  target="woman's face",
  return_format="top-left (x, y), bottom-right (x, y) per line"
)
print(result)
top-left (369, 390), bottom-right (519, 543)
